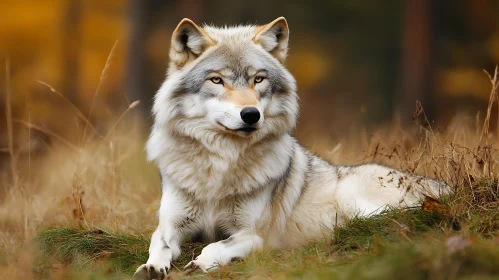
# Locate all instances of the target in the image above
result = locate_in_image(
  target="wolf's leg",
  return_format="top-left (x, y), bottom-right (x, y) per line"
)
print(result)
top-left (134, 226), bottom-right (181, 279)
top-left (134, 187), bottom-right (190, 279)
top-left (184, 232), bottom-right (263, 272)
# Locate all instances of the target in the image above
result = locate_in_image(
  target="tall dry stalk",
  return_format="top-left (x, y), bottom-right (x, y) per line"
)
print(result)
top-left (104, 100), bottom-right (140, 139)
top-left (37, 80), bottom-right (103, 139)
top-left (81, 41), bottom-right (118, 145)
top-left (479, 66), bottom-right (498, 145)
top-left (25, 80), bottom-right (32, 238)
top-left (14, 120), bottom-right (81, 153)
top-left (494, 68), bottom-right (499, 143)
top-left (5, 59), bottom-right (18, 186)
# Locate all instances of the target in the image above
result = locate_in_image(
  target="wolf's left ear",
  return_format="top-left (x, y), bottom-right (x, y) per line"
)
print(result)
top-left (170, 18), bottom-right (215, 69)
top-left (254, 17), bottom-right (289, 63)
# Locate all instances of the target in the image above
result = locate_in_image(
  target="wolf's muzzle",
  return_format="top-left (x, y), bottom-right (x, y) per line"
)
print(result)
top-left (240, 107), bottom-right (260, 125)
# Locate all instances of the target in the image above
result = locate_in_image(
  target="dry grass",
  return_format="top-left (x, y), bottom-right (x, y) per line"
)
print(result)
top-left (1, 61), bottom-right (499, 279)
top-left (5, 59), bottom-right (18, 187)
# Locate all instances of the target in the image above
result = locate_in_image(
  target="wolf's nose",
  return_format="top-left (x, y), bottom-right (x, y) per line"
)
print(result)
top-left (240, 107), bottom-right (260, 125)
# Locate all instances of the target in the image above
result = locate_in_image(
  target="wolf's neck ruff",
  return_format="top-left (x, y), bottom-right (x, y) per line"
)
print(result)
top-left (153, 130), bottom-right (295, 201)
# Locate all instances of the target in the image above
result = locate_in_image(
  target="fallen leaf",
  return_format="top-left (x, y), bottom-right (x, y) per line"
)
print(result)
top-left (422, 195), bottom-right (451, 217)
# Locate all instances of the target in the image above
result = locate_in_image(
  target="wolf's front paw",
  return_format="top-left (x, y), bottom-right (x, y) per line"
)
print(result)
top-left (184, 257), bottom-right (218, 273)
top-left (134, 263), bottom-right (169, 280)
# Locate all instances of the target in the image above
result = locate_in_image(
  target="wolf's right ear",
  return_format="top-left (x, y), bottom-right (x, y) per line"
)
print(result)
top-left (169, 18), bottom-right (215, 69)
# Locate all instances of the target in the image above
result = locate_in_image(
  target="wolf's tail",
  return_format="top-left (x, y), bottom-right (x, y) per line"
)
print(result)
top-left (418, 177), bottom-right (453, 198)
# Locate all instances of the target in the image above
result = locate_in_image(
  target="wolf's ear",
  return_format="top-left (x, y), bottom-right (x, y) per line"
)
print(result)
top-left (254, 17), bottom-right (289, 63)
top-left (170, 18), bottom-right (215, 68)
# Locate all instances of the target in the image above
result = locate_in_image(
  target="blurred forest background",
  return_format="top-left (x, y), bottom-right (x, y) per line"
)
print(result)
top-left (1, 0), bottom-right (499, 161)
top-left (2, 2), bottom-right (499, 278)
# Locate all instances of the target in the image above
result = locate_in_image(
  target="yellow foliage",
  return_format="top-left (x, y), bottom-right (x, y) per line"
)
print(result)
top-left (287, 42), bottom-right (332, 90)
top-left (0, 0), bottom-right (126, 103)
top-left (439, 68), bottom-right (492, 100)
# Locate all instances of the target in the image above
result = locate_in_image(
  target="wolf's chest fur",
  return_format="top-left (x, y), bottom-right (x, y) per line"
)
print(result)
top-left (157, 133), bottom-right (294, 201)
top-left (175, 189), bottom-right (274, 242)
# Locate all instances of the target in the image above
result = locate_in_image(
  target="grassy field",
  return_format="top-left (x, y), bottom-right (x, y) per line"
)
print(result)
top-left (32, 206), bottom-right (499, 280)
top-left (1, 70), bottom-right (499, 279)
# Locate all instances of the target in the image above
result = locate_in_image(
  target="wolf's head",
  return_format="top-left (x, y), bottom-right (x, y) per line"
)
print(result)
top-left (149, 17), bottom-right (298, 156)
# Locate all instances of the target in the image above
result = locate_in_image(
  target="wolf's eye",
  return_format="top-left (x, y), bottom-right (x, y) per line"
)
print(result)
top-left (254, 76), bottom-right (264, 83)
top-left (210, 77), bottom-right (223, 85)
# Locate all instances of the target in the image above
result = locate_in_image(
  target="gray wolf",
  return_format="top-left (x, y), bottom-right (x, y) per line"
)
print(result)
top-left (134, 17), bottom-right (449, 279)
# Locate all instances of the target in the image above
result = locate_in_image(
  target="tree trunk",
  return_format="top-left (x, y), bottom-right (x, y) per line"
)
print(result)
top-left (61, 0), bottom-right (83, 107)
top-left (398, 0), bottom-right (434, 124)
top-left (126, 0), bottom-right (150, 121)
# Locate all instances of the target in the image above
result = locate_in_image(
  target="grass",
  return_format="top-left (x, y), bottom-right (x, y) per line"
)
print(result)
top-left (37, 228), bottom-right (149, 276)
top-left (13, 134), bottom-right (496, 279)
top-left (2, 123), bottom-right (499, 280)
top-left (36, 227), bottom-right (206, 278)
top-left (33, 203), bottom-right (499, 279)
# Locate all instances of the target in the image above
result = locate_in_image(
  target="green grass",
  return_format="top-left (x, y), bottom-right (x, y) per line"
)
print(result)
top-left (36, 227), bottom-right (206, 279)
top-left (37, 228), bottom-right (149, 278)
top-left (332, 208), bottom-right (443, 252)
top-left (35, 202), bottom-right (499, 280)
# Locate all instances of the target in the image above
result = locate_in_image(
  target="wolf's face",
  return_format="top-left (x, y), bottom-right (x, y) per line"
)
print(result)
top-left (152, 17), bottom-right (298, 145)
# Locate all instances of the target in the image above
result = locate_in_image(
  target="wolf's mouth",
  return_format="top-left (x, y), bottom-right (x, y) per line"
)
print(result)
top-left (236, 127), bottom-right (257, 133)
top-left (217, 122), bottom-right (257, 133)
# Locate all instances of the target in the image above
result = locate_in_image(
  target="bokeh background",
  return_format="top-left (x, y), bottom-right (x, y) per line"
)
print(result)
top-left (1, 0), bottom-right (499, 165)
top-left (1, 2), bottom-right (499, 278)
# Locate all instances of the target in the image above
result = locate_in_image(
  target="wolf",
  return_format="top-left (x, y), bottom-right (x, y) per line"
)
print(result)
top-left (134, 17), bottom-right (449, 279)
